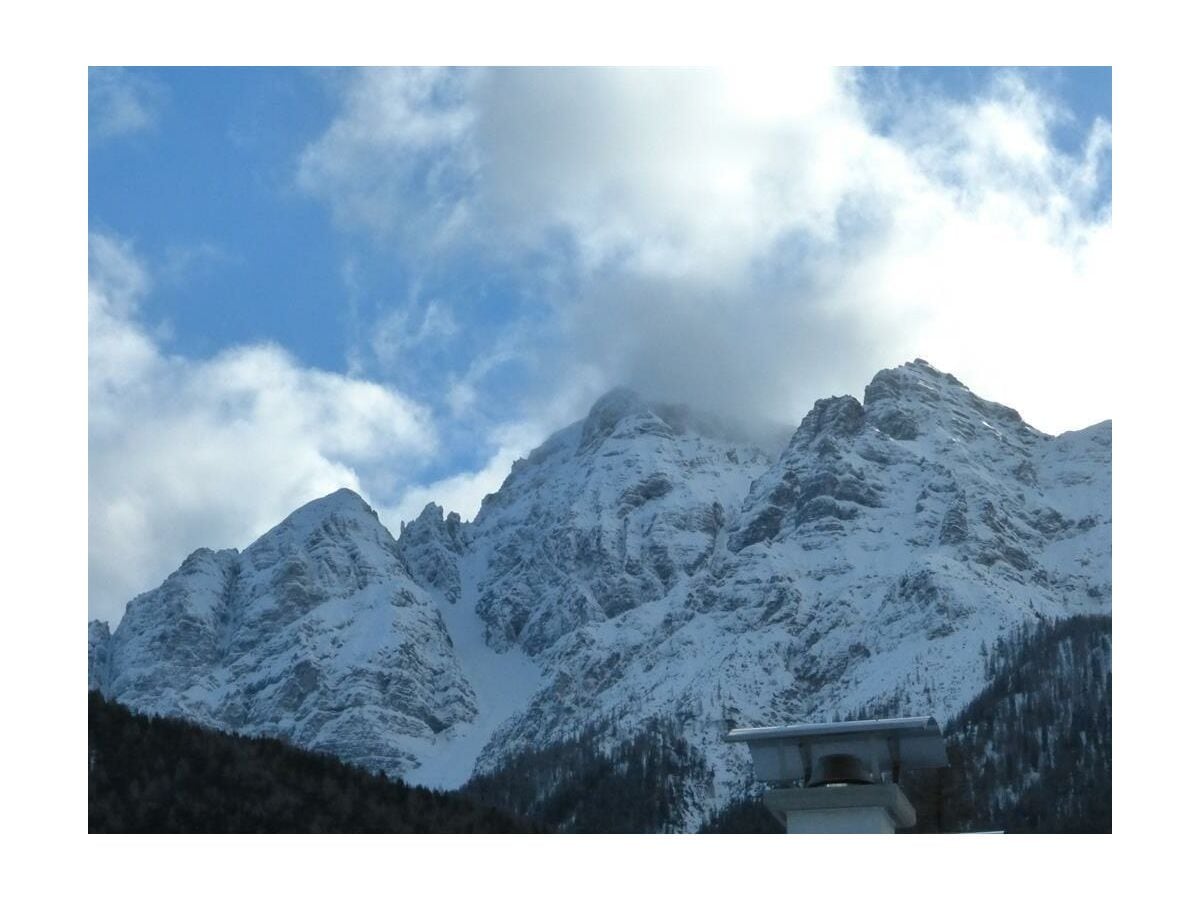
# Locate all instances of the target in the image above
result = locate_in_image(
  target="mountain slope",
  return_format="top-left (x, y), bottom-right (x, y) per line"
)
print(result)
top-left (90, 360), bottom-right (1111, 829)
top-left (88, 691), bottom-right (536, 833)
top-left (469, 361), bottom-right (1110, 824)
top-left (699, 613), bottom-right (1112, 834)
top-left (452, 389), bottom-right (774, 655)
top-left (925, 613), bottom-right (1112, 833)
top-left (91, 489), bottom-right (475, 776)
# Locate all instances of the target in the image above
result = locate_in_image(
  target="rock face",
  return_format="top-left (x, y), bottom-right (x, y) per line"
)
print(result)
top-left (91, 489), bottom-right (476, 775)
top-left (472, 364), bottom-right (1110, 822)
top-left (398, 503), bottom-right (468, 605)
top-left (89, 361), bottom-right (1111, 829)
top-left (465, 390), bottom-right (773, 656)
top-left (88, 620), bottom-right (111, 693)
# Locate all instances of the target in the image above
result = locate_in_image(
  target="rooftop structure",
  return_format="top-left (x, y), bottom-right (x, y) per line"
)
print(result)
top-left (725, 716), bottom-right (949, 833)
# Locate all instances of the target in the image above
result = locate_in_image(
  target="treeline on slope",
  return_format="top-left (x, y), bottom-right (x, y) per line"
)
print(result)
top-left (910, 613), bottom-right (1112, 833)
top-left (701, 614), bottom-right (1112, 833)
top-left (88, 691), bottom-right (538, 833)
top-left (90, 613), bottom-right (1109, 833)
top-left (461, 716), bottom-right (714, 833)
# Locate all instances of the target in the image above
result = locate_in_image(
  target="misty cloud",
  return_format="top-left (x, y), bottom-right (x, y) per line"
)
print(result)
top-left (299, 67), bottom-right (1112, 435)
top-left (88, 68), bottom-right (1114, 623)
top-left (89, 68), bottom-right (167, 143)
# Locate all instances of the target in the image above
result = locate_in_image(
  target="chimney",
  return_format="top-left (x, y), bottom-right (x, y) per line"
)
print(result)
top-left (725, 716), bottom-right (949, 833)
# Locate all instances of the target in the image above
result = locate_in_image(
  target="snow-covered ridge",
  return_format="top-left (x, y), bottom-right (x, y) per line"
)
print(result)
top-left (89, 361), bottom-right (1111, 827)
top-left (91, 488), bottom-right (477, 775)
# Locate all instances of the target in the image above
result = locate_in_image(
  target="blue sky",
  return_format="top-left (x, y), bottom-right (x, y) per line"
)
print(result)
top-left (88, 66), bottom-right (1112, 624)
top-left (90, 68), bottom-right (543, 486)
top-left (90, 69), bottom-right (350, 374)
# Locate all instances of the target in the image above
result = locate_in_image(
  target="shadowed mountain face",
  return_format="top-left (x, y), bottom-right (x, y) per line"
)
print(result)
top-left (90, 360), bottom-right (1111, 830)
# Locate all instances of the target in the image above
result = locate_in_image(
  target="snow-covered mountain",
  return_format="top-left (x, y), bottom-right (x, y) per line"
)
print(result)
top-left (88, 489), bottom-right (477, 774)
top-left (88, 360), bottom-right (1111, 828)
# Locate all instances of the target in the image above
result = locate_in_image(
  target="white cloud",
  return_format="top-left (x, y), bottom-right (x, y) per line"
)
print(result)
top-left (299, 67), bottom-right (1112, 436)
top-left (89, 68), bottom-right (166, 143)
top-left (382, 434), bottom-right (526, 528)
top-left (380, 414), bottom-right (569, 529)
top-left (90, 68), bottom-right (1113, 625)
top-left (371, 299), bottom-right (459, 366)
top-left (296, 68), bottom-right (478, 242)
top-left (380, 372), bottom-right (607, 528)
top-left (89, 233), bottom-right (437, 625)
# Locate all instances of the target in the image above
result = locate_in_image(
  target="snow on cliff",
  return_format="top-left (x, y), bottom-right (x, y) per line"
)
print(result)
top-left (90, 360), bottom-right (1111, 826)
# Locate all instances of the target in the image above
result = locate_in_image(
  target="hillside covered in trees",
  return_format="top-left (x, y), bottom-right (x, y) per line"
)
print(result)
top-left (88, 691), bottom-right (537, 832)
top-left (702, 614), bottom-right (1112, 833)
top-left (912, 613), bottom-right (1112, 833)
top-left (462, 716), bottom-right (714, 832)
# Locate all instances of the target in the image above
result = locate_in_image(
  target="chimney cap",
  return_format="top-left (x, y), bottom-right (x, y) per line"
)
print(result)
top-left (725, 716), bottom-right (948, 784)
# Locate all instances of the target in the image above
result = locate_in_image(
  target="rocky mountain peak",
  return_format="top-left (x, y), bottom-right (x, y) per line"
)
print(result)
top-left (585, 386), bottom-right (645, 419)
top-left (285, 486), bottom-right (377, 522)
top-left (577, 387), bottom-right (765, 455)
top-left (244, 488), bottom-right (388, 558)
top-left (93, 485), bottom-right (478, 775)
top-left (398, 502), bottom-right (468, 603)
top-left (790, 395), bottom-right (866, 450)
top-left (402, 501), bottom-right (464, 542)
top-left (863, 359), bottom-right (1030, 442)
top-left (579, 387), bottom-right (665, 451)
top-left (412, 501), bottom-right (445, 525)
